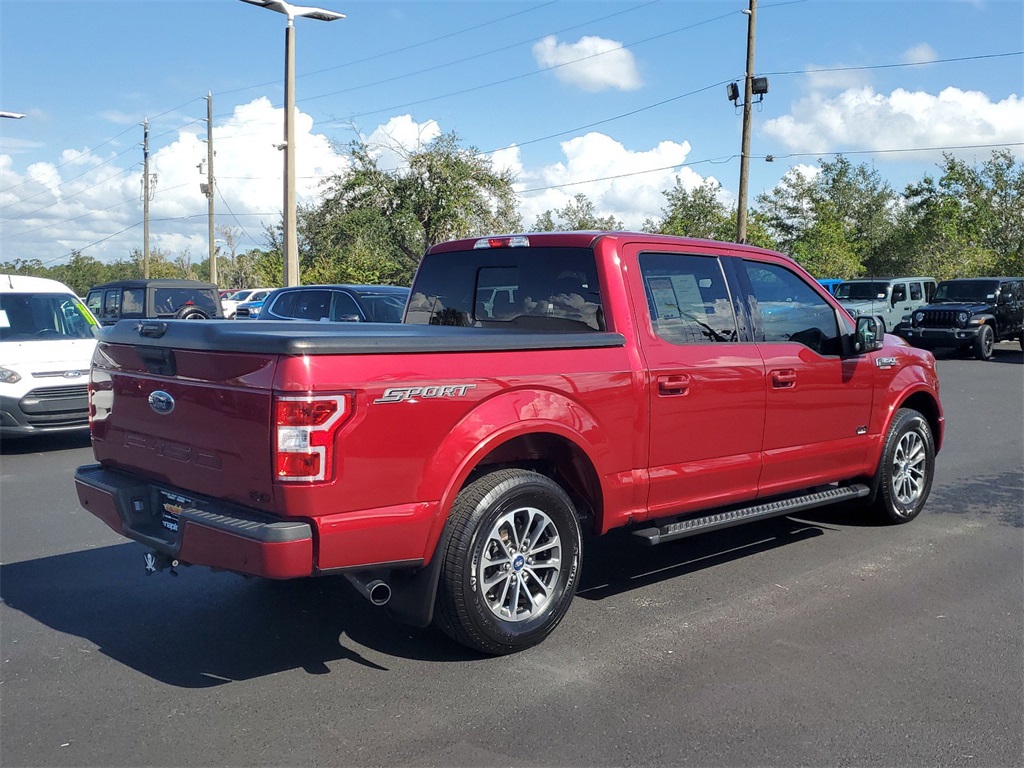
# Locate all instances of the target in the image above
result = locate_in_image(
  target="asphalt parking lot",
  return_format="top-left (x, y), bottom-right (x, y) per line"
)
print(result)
top-left (1, 342), bottom-right (1021, 767)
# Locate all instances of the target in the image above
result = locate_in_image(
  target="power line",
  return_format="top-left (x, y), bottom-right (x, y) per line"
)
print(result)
top-left (214, 0), bottom-right (571, 97)
top-left (762, 50), bottom-right (1022, 78)
top-left (331, 11), bottom-right (738, 122)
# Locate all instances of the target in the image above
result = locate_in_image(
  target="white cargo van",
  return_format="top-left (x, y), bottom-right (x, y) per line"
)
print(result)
top-left (0, 275), bottom-right (98, 438)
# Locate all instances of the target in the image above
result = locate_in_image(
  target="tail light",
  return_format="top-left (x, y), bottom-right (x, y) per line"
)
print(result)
top-left (274, 393), bottom-right (351, 482)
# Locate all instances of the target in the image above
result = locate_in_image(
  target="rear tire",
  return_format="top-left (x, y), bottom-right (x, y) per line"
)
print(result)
top-left (871, 408), bottom-right (935, 524)
top-left (973, 324), bottom-right (994, 360)
top-left (435, 469), bottom-right (582, 655)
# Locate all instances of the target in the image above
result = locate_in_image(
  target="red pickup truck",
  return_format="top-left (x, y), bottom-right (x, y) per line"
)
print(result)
top-left (76, 232), bottom-right (943, 655)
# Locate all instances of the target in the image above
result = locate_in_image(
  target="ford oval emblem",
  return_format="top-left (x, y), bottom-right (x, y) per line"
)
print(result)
top-left (148, 390), bottom-right (175, 415)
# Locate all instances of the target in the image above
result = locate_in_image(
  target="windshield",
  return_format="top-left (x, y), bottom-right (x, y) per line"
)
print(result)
top-left (359, 293), bottom-right (408, 323)
top-left (835, 282), bottom-right (889, 301)
top-left (0, 293), bottom-right (96, 341)
top-left (933, 281), bottom-right (999, 303)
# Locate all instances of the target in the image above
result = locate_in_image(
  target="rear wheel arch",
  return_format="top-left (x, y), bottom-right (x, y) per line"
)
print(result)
top-left (465, 431), bottom-right (604, 531)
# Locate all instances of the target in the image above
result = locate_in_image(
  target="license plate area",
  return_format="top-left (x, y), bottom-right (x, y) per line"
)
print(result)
top-left (158, 489), bottom-right (194, 534)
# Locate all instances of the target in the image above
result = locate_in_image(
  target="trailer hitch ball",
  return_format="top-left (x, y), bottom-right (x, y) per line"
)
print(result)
top-left (144, 551), bottom-right (180, 576)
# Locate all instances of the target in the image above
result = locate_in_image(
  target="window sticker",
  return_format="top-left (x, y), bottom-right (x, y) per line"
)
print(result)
top-left (670, 274), bottom-right (708, 324)
top-left (648, 277), bottom-right (680, 319)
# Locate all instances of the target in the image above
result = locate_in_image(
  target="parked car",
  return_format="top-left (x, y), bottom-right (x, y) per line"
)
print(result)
top-left (76, 231), bottom-right (943, 655)
top-left (817, 278), bottom-right (843, 295)
top-left (257, 284), bottom-right (410, 323)
top-left (221, 288), bottom-right (273, 319)
top-left (898, 277), bottom-right (1024, 359)
top-left (84, 279), bottom-right (224, 325)
top-left (833, 277), bottom-right (937, 332)
top-left (1, 275), bottom-right (98, 437)
top-left (232, 295), bottom-right (269, 319)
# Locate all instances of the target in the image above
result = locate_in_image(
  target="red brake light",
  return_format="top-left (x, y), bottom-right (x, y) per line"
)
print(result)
top-left (473, 236), bottom-right (530, 249)
top-left (276, 398), bottom-right (340, 427)
top-left (274, 394), bottom-right (351, 483)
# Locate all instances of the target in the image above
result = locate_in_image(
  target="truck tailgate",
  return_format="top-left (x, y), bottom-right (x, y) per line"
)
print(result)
top-left (90, 340), bottom-right (278, 510)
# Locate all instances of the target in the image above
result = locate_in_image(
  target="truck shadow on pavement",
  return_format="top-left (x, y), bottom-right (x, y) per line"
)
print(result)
top-left (2, 515), bottom-right (837, 682)
top-left (576, 515), bottom-right (827, 601)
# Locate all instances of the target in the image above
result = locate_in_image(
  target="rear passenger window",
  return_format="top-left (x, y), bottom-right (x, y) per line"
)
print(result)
top-left (121, 288), bottom-right (144, 315)
top-left (639, 253), bottom-right (738, 344)
top-left (275, 290), bottom-right (332, 320)
top-left (910, 283), bottom-right (923, 301)
top-left (743, 261), bottom-right (841, 355)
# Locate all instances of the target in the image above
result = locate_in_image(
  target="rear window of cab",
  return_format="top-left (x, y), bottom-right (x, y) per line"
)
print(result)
top-left (407, 247), bottom-right (605, 331)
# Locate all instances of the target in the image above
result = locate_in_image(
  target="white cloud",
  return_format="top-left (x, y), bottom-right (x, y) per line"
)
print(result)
top-left (2, 104), bottom-right (719, 267)
top-left (762, 86), bottom-right (1024, 157)
top-left (0, 97), bottom-right (350, 265)
top-left (902, 44), bottom-right (938, 65)
top-left (362, 115), bottom-right (441, 171)
top-left (532, 36), bottom-right (642, 92)
top-left (515, 132), bottom-right (710, 228)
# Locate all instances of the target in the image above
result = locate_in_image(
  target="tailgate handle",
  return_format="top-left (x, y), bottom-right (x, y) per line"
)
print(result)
top-left (136, 345), bottom-right (177, 376)
top-left (136, 322), bottom-right (169, 338)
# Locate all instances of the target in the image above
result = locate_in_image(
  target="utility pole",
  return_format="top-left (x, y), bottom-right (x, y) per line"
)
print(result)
top-left (736, 0), bottom-right (758, 244)
top-left (142, 119), bottom-right (151, 278)
top-left (283, 17), bottom-right (299, 286)
top-left (205, 92), bottom-right (217, 287)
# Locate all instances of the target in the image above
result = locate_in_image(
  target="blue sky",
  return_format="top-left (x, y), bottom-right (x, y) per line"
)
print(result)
top-left (1, 0), bottom-right (1022, 269)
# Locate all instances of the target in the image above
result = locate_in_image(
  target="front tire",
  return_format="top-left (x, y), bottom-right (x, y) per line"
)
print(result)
top-left (871, 408), bottom-right (935, 524)
top-left (974, 324), bottom-right (994, 360)
top-left (435, 469), bottom-right (582, 655)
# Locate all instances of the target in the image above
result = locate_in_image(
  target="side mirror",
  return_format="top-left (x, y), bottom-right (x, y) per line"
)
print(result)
top-left (853, 315), bottom-right (884, 354)
top-left (336, 313), bottom-right (362, 323)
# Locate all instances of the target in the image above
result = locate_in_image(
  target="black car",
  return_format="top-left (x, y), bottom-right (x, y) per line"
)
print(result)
top-left (898, 277), bottom-right (1024, 359)
top-left (85, 279), bottom-right (224, 326)
top-left (256, 284), bottom-right (410, 323)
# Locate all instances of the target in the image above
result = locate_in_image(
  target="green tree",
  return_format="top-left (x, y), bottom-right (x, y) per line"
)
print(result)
top-left (757, 156), bottom-right (898, 277)
top-left (532, 193), bottom-right (624, 231)
top-left (310, 130), bottom-right (522, 285)
top-left (898, 150), bottom-right (1023, 279)
top-left (659, 178), bottom-right (732, 239)
top-left (49, 252), bottom-right (108, 295)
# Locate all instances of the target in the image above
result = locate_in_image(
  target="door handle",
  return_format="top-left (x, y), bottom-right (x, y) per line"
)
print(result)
top-left (771, 369), bottom-right (797, 388)
top-left (657, 374), bottom-right (690, 396)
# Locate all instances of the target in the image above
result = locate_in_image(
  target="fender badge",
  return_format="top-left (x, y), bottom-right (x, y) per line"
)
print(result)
top-left (148, 390), bottom-right (175, 415)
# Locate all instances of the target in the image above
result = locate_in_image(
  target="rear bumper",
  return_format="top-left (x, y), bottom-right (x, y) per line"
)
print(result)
top-left (74, 464), bottom-right (313, 579)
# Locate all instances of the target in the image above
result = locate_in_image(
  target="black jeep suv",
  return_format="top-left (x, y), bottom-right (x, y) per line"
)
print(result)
top-left (84, 279), bottom-right (224, 326)
top-left (898, 277), bottom-right (1024, 360)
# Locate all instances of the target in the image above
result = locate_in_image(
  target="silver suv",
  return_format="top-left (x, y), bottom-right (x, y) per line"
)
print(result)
top-left (834, 277), bottom-right (937, 332)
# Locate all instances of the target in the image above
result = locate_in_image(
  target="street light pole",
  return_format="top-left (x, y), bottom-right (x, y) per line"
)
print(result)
top-left (283, 18), bottom-right (298, 287)
top-left (736, 0), bottom-right (757, 244)
top-left (239, 0), bottom-right (345, 287)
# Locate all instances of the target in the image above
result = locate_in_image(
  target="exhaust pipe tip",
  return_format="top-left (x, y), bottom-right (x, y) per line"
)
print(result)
top-left (345, 571), bottom-right (392, 606)
top-left (366, 580), bottom-right (391, 606)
